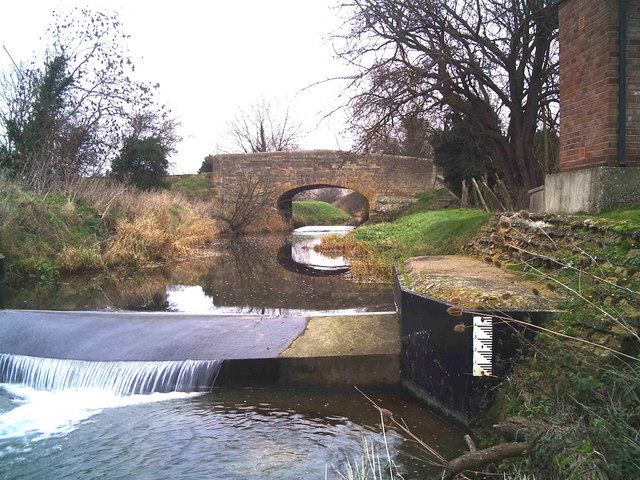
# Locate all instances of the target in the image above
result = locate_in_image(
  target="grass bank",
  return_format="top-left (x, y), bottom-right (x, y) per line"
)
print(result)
top-left (0, 178), bottom-right (217, 282)
top-left (317, 209), bottom-right (491, 281)
top-left (292, 201), bottom-right (352, 227)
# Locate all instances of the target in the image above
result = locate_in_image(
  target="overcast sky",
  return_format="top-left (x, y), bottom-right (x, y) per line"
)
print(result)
top-left (0, 0), bottom-right (354, 173)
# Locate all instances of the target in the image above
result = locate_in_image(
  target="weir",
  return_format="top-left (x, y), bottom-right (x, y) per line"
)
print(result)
top-left (0, 353), bottom-right (222, 395)
top-left (0, 309), bottom-right (401, 392)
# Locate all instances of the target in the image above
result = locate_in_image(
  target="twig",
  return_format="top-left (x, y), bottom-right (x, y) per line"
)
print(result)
top-left (354, 386), bottom-right (447, 465)
top-left (464, 434), bottom-right (477, 452)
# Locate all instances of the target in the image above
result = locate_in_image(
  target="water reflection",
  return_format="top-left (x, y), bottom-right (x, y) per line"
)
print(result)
top-left (6, 233), bottom-right (394, 314)
top-left (289, 226), bottom-right (353, 273)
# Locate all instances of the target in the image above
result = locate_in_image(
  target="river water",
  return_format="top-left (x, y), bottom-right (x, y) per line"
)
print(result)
top-left (0, 230), bottom-right (465, 479)
top-left (5, 232), bottom-right (393, 314)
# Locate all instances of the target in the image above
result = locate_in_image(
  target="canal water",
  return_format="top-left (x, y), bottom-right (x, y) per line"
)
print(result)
top-left (0, 230), bottom-right (465, 478)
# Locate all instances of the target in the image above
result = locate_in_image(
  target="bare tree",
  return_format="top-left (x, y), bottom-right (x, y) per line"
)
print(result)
top-left (221, 172), bottom-right (281, 235)
top-left (294, 187), bottom-right (349, 203)
top-left (337, 0), bottom-right (559, 206)
top-left (353, 110), bottom-right (433, 158)
top-left (225, 98), bottom-right (303, 153)
top-left (0, 8), bottom-right (167, 192)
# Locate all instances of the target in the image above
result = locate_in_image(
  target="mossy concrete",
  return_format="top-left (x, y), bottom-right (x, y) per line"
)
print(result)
top-left (545, 166), bottom-right (640, 213)
top-left (280, 313), bottom-right (400, 358)
top-left (271, 313), bottom-right (401, 389)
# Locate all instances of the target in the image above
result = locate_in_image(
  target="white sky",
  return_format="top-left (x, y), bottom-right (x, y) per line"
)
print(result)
top-left (0, 0), bottom-right (355, 173)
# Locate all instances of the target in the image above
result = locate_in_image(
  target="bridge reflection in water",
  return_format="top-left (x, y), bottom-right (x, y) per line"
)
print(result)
top-left (3, 231), bottom-right (394, 314)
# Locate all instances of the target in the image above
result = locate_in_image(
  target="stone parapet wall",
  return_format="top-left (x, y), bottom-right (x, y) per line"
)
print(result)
top-left (210, 150), bottom-right (437, 213)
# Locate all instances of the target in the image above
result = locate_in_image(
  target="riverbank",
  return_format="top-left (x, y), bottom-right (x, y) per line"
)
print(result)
top-left (0, 178), bottom-right (217, 283)
top-left (316, 209), bottom-right (492, 281)
top-left (292, 200), bottom-right (352, 228)
top-left (318, 207), bottom-right (639, 479)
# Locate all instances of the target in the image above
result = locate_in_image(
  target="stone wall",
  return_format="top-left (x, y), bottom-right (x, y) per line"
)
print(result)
top-left (210, 150), bottom-right (437, 214)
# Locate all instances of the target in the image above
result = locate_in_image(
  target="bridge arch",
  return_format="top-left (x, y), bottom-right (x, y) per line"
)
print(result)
top-left (277, 184), bottom-right (369, 224)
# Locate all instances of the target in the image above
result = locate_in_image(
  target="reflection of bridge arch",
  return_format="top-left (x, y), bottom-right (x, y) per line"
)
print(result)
top-left (277, 241), bottom-right (349, 277)
top-left (210, 150), bottom-right (437, 217)
top-left (277, 184), bottom-right (369, 223)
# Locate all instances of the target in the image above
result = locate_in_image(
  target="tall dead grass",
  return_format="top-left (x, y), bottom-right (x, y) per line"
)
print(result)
top-left (0, 176), bottom-right (219, 278)
top-left (88, 182), bottom-right (216, 269)
top-left (61, 179), bottom-right (217, 271)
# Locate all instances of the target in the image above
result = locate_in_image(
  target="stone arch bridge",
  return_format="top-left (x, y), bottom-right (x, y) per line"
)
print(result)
top-left (210, 150), bottom-right (438, 219)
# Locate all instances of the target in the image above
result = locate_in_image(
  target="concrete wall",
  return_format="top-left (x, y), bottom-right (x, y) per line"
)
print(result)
top-left (545, 166), bottom-right (640, 213)
top-left (394, 271), bottom-right (552, 428)
top-left (211, 150), bottom-right (437, 215)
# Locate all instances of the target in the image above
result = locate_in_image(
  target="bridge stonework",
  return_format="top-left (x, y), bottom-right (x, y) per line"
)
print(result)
top-left (210, 150), bottom-right (437, 215)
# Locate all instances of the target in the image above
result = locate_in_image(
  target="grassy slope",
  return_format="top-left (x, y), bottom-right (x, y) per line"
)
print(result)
top-left (292, 201), bottom-right (351, 226)
top-left (0, 179), bottom-right (215, 282)
top-left (168, 174), bottom-right (215, 201)
top-left (318, 209), bottom-right (491, 281)
top-left (399, 188), bottom-right (452, 217)
top-left (320, 206), bottom-right (639, 478)
top-left (353, 209), bottom-right (490, 258)
top-left (477, 210), bottom-right (640, 480)
top-left (0, 185), bottom-right (103, 280)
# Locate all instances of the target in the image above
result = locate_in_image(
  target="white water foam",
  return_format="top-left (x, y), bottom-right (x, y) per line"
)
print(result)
top-left (0, 353), bottom-right (222, 443)
top-left (0, 384), bottom-right (200, 442)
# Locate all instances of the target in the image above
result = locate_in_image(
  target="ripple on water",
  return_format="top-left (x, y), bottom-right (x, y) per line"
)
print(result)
top-left (0, 388), bottom-right (466, 480)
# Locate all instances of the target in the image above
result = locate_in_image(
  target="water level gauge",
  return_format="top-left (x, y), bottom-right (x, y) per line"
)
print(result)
top-left (473, 316), bottom-right (493, 376)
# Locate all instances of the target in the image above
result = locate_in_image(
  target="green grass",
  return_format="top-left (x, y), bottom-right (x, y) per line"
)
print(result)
top-left (400, 189), bottom-right (452, 217)
top-left (591, 207), bottom-right (640, 234)
top-left (318, 208), bottom-right (491, 281)
top-left (0, 185), bottom-right (104, 281)
top-left (292, 201), bottom-right (351, 226)
top-left (168, 174), bottom-right (215, 200)
top-left (353, 209), bottom-right (491, 259)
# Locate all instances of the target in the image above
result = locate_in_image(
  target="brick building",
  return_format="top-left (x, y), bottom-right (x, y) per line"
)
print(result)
top-left (545, 0), bottom-right (640, 212)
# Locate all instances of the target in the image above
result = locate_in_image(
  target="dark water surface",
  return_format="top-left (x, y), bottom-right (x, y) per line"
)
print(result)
top-left (5, 233), bottom-right (394, 314)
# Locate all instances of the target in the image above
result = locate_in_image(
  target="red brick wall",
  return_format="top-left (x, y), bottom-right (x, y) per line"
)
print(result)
top-left (559, 0), bottom-right (640, 171)
top-left (626, 0), bottom-right (640, 165)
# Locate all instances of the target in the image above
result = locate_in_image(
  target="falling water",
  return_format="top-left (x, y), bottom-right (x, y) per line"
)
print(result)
top-left (0, 353), bottom-right (223, 396)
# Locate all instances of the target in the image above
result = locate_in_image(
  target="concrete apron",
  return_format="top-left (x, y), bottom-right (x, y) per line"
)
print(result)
top-left (0, 310), bottom-right (400, 391)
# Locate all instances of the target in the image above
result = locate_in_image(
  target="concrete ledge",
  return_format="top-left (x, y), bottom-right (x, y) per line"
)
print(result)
top-left (217, 354), bottom-right (400, 390)
top-left (545, 166), bottom-right (640, 213)
top-left (280, 313), bottom-right (399, 358)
